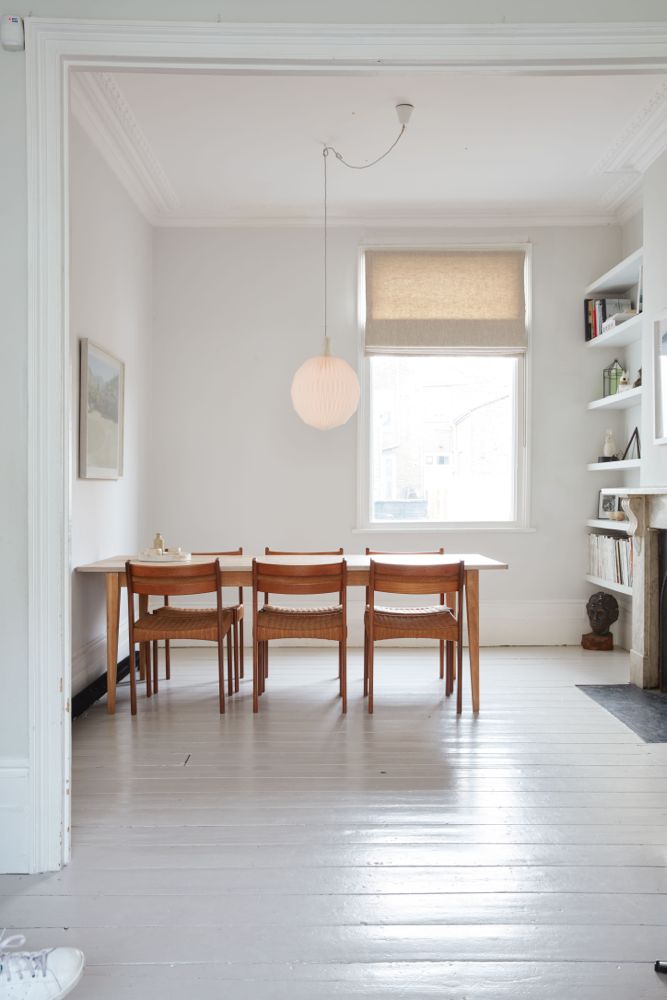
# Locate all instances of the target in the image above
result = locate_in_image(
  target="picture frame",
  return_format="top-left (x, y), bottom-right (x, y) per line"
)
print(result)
top-left (598, 491), bottom-right (619, 520)
top-left (654, 309), bottom-right (667, 445)
top-left (79, 339), bottom-right (125, 479)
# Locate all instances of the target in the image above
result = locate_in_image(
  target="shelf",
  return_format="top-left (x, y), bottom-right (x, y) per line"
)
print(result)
top-left (585, 248), bottom-right (643, 296)
top-left (587, 459), bottom-right (641, 471)
top-left (587, 386), bottom-right (643, 410)
top-left (586, 518), bottom-right (631, 533)
top-left (585, 312), bottom-right (642, 349)
top-left (585, 574), bottom-right (633, 597)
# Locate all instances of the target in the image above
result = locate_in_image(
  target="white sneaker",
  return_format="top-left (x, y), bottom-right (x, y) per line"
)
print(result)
top-left (0, 936), bottom-right (84, 999)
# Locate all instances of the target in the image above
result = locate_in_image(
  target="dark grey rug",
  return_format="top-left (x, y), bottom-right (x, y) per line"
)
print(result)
top-left (578, 684), bottom-right (667, 742)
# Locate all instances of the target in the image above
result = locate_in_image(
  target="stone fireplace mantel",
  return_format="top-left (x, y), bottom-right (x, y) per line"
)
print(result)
top-left (603, 488), bottom-right (667, 688)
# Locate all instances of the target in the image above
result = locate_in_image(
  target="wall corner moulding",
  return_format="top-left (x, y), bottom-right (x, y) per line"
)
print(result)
top-left (70, 71), bottom-right (178, 222)
top-left (592, 80), bottom-right (667, 215)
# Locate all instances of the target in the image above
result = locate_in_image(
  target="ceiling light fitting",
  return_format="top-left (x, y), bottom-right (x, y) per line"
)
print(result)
top-left (290, 104), bottom-right (414, 430)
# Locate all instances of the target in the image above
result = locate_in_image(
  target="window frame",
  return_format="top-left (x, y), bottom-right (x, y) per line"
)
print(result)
top-left (356, 242), bottom-right (532, 533)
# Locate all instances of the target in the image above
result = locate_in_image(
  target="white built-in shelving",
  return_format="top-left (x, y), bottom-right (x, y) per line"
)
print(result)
top-left (587, 459), bottom-right (641, 472)
top-left (584, 574), bottom-right (633, 598)
top-left (585, 518), bottom-right (631, 534)
top-left (585, 312), bottom-right (642, 350)
top-left (587, 386), bottom-right (642, 411)
top-left (584, 248), bottom-right (643, 601)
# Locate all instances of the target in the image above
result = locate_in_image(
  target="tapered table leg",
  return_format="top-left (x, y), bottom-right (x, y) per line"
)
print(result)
top-left (105, 572), bottom-right (121, 714)
top-left (465, 569), bottom-right (480, 713)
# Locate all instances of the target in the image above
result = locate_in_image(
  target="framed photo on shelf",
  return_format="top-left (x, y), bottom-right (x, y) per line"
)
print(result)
top-left (79, 339), bottom-right (125, 479)
top-left (598, 491), bottom-right (621, 519)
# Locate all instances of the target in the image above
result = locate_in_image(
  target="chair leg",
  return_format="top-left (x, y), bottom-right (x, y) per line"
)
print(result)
top-left (152, 640), bottom-right (159, 694)
top-left (363, 629), bottom-right (369, 697)
top-left (445, 642), bottom-right (453, 697)
top-left (227, 629), bottom-right (234, 696)
top-left (239, 618), bottom-right (244, 679)
top-left (129, 644), bottom-right (137, 716)
top-left (456, 640), bottom-right (463, 715)
top-left (233, 619), bottom-right (240, 693)
top-left (217, 635), bottom-right (226, 714)
top-left (368, 637), bottom-right (375, 714)
top-left (145, 643), bottom-right (152, 698)
top-left (340, 640), bottom-right (347, 714)
top-left (252, 636), bottom-right (259, 713)
top-left (439, 639), bottom-right (445, 680)
top-left (260, 642), bottom-right (268, 693)
top-left (165, 639), bottom-right (171, 680)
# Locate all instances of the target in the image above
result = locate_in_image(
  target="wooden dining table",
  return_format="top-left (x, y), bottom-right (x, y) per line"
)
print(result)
top-left (76, 552), bottom-right (508, 715)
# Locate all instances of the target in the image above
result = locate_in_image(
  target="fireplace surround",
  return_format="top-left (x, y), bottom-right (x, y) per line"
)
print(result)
top-left (613, 489), bottom-right (667, 688)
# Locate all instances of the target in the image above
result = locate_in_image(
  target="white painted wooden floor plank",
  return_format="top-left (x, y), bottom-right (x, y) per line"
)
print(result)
top-left (3, 647), bottom-right (666, 1000)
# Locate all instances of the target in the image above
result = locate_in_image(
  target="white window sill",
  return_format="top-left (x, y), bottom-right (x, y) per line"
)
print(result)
top-left (353, 524), bottom-right (536, 534)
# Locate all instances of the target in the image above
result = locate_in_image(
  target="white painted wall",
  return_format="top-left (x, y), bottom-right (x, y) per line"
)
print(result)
top-left (69, 119), bottom-right (152, 695)
top-left (151, 223), bottom-right (623, 645)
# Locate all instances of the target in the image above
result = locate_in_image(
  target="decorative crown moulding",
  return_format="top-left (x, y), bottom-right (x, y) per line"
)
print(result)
top-left (149, 210), bottom-right (619, 229)
top-left (70, 71), bottom-right (179, 218)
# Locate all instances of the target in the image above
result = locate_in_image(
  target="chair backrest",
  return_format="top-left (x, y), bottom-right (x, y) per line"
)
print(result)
top-left (193, 549), bottom-right (243, 603)
top-left (253, 559), bottom-right (347, 599)
top-left (365, 547), bottom-right (445, 556)
top-left (126, 560), bottom-right (221, 599)
top-left (264, 547), bottom-right (344, 556)
top-left (369, 559), bottom-right (464, 601)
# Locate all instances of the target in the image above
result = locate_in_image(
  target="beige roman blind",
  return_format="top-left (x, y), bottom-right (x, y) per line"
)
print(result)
top-left (364, 249), bottom-right (527, 355)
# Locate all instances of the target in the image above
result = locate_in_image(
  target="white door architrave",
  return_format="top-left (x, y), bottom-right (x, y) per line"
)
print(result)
top-left (25, 17), bottom-right (667, 872)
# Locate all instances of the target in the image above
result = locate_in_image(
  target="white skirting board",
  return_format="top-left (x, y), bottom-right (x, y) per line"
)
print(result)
top-left (0, 759), bottom-right (30, 873)
top-left (72, 626), bottom-right (129, 697)
top-left (132, 598), bottom-right (632, 649)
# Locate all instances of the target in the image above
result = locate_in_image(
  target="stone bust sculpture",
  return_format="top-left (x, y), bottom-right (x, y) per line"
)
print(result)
top-left (586, 591), bottom-right (619, 636)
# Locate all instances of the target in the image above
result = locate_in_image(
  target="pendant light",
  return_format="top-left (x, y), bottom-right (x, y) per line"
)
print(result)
top-left (291, 103), bottom-right (414, 430)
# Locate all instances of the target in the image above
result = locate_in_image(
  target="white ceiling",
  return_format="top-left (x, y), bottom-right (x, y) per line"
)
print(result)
top-left (71, 69), bottom-right (667, 225)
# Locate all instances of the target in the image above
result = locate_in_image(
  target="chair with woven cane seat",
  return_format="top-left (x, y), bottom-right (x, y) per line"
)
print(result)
top-left (125, 560), bottom-right (234, 716)
top-left (252, 558), bottom-right (348, 714)
top-left (365, 547), bottom-right (454, 690)
top-left (157, 549), bottom-right (245, 696)
top-left (364, 559), bottom-right (465, 714)
top-left (261, 548), bottom-right (344, 679)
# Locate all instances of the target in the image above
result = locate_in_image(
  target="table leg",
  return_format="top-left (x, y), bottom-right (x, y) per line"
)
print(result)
top-left (105, 572), bottom-right (121, 715)
top-left (465, 569), bottom-right (480, 713)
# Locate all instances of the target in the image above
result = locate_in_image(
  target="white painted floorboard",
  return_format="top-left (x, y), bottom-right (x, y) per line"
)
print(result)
top-left (4, 646), bottom-right (667, 998)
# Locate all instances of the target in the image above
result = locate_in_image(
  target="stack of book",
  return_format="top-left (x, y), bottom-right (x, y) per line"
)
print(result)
top-left (584, 297), bottom-right (634, 341)
top-left (588, 533), bottom-right (633, 588)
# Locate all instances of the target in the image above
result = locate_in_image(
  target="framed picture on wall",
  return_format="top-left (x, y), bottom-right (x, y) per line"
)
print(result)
top-left (79, 339), bottom-right (125, 479)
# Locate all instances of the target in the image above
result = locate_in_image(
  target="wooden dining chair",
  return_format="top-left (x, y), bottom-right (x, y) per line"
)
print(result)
top-left (365, 548), bottom-right (454, 685)
top-left (252, 558), bottom-right (348, 714)
top-left (364, 559), bottom-right (465, 714)
top-left (125, 560), bottom-right (234, 716)
top-left (158, 548), bottom-right (245, 696)
top-left (261, 548), bottom-right (344, 679)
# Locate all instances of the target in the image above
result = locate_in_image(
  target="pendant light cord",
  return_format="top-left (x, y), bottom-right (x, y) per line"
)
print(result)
top-left (321, 120), bottom-right (408, 348)
top-left (323, 124), bottom-right (407, 171)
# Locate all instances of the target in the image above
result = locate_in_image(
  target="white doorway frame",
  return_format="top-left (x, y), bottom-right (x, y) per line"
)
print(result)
top-left (25, 17), bottom-right (667, 872)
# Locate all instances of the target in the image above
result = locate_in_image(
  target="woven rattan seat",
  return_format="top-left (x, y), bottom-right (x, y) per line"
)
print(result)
top-left (252, 559), bottom-right (348, 713)
top-left (257, 604), bottom-right (344, 640)
top-left (366, 605), bottom-right (457, 637)
top-left (364, 559), bottom-right (465, 714)
top-left (147, 606), bottom-right (234, 641)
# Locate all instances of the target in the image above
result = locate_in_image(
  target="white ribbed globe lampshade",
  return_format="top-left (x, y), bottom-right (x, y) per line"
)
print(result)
top-left (291, 351), bottom-right (360, 430)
